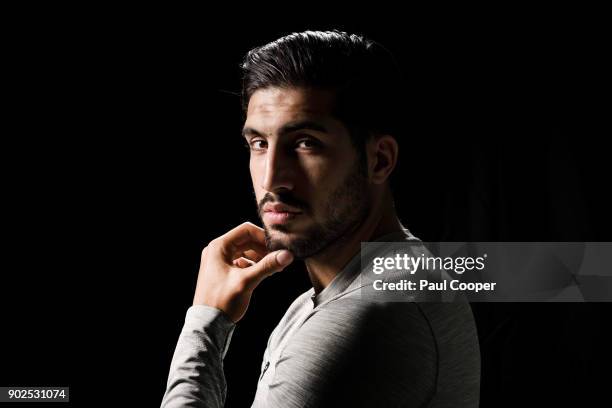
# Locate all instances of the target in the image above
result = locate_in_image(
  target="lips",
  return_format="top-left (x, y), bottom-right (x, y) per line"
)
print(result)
top-left (263, 203), bottom-right (302, 213)
top-left (262, 203), bottom-right (302, 225)
top-left (263, 211), bottom-right (300, 224)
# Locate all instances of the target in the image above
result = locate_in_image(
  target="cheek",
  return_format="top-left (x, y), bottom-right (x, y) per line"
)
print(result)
top-left (250, 165), bottom-right (263, 198)
top-left (249, 159), bottom-right (256, 185)
top-left (307, 155), bottom-right (360, 207)
top-left (301, 159), bottom-right (342, 204)
top-left (298, 155), bottom-right (330, 186)
top-left (249, 155), bottom-right (264, 185)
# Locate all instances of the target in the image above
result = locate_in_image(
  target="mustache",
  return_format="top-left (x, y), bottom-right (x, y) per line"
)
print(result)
top-left (257, 192), bottom-right (308, 215)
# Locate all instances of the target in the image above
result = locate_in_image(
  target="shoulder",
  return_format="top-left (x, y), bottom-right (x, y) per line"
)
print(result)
top-left (283, 298), bottom-right (439, 372)
top-left (276, 299), bottom-right (439, 407)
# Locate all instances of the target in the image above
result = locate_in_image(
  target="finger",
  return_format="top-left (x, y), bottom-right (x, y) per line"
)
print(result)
top-left (221, 241), bottom-right (267, 264)
top-left (216, 222), bottom-right (268, 261)
top-left (233, 257), bottom-right (255, 268)
top-left (243, 250), bottom-right (294, 289)
top-left (242, 249), bottom-right (264, 262)
top-left (220, 222), bottom-right (266, 249)
top-left (231, 240), bottom-right (268, 259)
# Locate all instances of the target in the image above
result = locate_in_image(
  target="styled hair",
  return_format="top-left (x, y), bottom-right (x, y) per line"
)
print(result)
top-left (240, 30), bottom-right (406, 153)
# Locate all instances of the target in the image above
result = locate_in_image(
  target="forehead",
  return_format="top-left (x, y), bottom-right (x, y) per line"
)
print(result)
top-left (245, 87), bottom-right (337, 128)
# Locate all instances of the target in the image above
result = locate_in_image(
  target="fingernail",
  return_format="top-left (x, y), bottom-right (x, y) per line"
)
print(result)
top-left (276, 250), bottom-right (294, 266)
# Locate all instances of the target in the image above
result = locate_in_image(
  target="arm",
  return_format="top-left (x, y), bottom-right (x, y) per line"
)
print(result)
top-left (161, 222), bottom-right (294, 407)
top-left (161, 306), bottom-right (235, 408)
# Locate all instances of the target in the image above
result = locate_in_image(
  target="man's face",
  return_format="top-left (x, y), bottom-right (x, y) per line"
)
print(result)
top-left (243, 87), bottom-right (371, 259)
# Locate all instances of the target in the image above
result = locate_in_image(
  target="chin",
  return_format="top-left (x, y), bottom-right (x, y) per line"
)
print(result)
top-left (263, 225), bottom-right (331, 260)
top-left (265, 227), bottom-right (298, 249)
top-left (263, 226), bottom-right (308, 254)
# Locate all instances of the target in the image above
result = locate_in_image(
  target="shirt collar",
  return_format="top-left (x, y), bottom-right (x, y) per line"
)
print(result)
top-left (310, 227), bottom-right (420, 307)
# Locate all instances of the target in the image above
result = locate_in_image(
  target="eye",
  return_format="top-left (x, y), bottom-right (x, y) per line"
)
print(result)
top-left (248, 138), bottom-right (268, 151)
top-left (296, 138), bottom-right (321, 150)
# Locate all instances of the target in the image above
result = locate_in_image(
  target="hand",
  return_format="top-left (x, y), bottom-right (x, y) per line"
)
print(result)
top-left (193, 222), bottom-right (294, 322)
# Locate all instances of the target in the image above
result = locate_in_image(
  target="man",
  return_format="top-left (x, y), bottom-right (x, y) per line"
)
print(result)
top-left (162, 30), bottom-right (480, 407)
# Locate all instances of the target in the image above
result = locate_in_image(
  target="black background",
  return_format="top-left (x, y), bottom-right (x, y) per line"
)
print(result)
top-left (1, 6), bottom-right (610, 407)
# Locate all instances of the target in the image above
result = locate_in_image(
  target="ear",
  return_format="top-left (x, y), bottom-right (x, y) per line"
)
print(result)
top-left (367, 135), bottom-right (398, 184)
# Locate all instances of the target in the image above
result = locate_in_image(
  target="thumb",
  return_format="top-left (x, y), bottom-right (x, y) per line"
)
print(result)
top-left (243, 250), bottom-right (294, 288)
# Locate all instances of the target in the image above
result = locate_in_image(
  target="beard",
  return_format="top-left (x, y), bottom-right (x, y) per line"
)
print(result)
top-left (257, 161), bottom-right (371, 259)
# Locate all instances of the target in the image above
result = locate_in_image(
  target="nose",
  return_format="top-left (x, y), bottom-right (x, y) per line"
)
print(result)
top-left (260, 143), bottom-right (294, 193)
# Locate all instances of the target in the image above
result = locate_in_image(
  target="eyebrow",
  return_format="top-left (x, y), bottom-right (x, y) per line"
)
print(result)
top-left (241, 120), bottom-right (329, 139)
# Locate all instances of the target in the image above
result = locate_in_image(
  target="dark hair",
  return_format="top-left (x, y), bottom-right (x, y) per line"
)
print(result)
top-left (240, 30), bottom-right (406, 155)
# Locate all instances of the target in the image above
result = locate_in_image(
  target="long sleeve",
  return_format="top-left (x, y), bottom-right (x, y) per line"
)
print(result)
top-left (161, 305), bottom-right (236, 408)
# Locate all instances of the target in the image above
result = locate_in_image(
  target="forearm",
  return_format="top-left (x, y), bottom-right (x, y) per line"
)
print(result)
top-left (161, 305), bottom-right (236, 408)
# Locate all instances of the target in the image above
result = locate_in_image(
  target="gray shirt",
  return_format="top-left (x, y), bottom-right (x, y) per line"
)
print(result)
top-left (161, 230), bottom-right (481, 407)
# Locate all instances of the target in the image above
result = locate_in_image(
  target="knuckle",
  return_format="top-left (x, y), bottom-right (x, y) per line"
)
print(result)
top-left (208, 238), bottom-right (222, 251)
top-left (241, 221), bottom-right (255, 229)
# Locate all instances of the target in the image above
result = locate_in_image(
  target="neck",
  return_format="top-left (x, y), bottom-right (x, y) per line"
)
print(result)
top-left (304, 192), bottom-right (404, 293)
